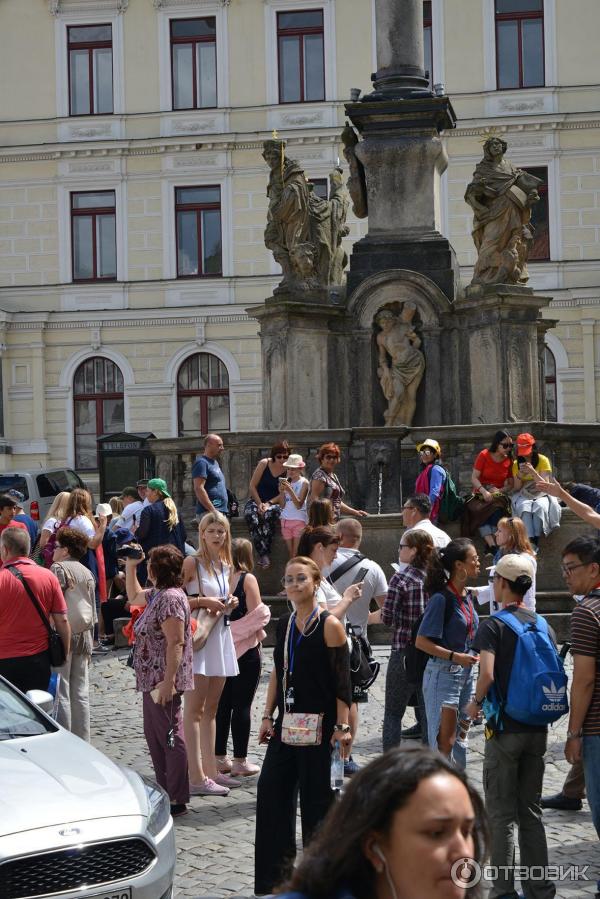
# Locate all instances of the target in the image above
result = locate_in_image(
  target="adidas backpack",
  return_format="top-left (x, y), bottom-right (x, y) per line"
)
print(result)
top-left (495, 609), bottom-right (569, 726)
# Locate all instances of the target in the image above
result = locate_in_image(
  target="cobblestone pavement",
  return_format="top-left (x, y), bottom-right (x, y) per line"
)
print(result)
top-left (90, 648), bottom-right (599, 898)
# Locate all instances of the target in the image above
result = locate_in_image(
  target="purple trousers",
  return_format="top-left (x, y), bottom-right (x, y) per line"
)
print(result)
top-left (142, 691), bottom-right (189, 805)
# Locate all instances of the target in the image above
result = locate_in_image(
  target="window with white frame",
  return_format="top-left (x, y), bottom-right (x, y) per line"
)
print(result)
top-left (171, 17), bottom-right (217, 110)
top-left (495, 0), bottom-right (544, 89)
top-left (74, 357), bottom-right (124, 469)
top-left (175, 186), bottom-right (222, 278)
top-left (277, 9), bottom-right (325, 103)
top-left (177, 353), bottom-right (229, 436)
top-left (67, 24), bottom-right (113, 115)
top-left (71, 190), bottom-right (117, 282)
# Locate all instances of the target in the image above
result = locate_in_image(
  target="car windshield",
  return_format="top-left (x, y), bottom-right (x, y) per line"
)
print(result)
top-left (0, 678), bottom-right (54, 739)
top-left (0, 475), bottom-right (29, 500)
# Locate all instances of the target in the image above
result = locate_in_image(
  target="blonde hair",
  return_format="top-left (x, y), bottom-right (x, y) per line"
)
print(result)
top-left (197, 511), bottom-right (233, 567)
top-left (497, 517), bottom-right (535, 556)
top-left (43, 491), bottom-right (70, 526)
top-left (109, 496), bottom-right (123, 515)
top-left (162, 496), bottom-right (179, 530)
top-left (232, 537), bottom-right (254, 573)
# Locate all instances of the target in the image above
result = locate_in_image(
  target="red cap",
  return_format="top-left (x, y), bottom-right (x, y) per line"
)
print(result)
top-left (516, 432), bottom-right (535, 456)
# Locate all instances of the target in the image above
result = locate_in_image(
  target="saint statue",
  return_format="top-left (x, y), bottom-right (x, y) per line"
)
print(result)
top-left (262, 139), bottom-right (350, 293)
top-left (376, 304), bottom-right (425, 426)
top-left (465, 136), bottom-right (542, 287)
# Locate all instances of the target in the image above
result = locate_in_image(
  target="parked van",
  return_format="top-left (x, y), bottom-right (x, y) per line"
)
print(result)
top-left (0, 469), bottom-right (89, 521)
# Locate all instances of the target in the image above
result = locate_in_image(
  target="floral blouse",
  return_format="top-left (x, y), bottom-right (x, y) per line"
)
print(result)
top-left (310, 468), bottom-right (345, 520)
top-left (133, 587), bottom-right (194, 694)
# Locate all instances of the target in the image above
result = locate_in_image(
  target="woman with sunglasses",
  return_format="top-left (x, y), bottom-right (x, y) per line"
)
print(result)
top-left (466, 431), bottom-right (514, 554)
top-left (254, 555), bottom-right (352, 896)
top-left (309, 442), bottom-right (367, 522)
top-left (244, 440), bottom-right (290, 568)
top-left (414, 438), bottom-right (447, 524)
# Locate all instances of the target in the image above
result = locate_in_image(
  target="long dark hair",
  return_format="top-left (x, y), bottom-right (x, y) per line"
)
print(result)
top-left (489, 430), bottom-right (512, 454)
top-left (402, 529), bottom-right (434, 571)
top-left (425, 538), bottom-right (475, 594)
top-left (279, 745), bottom-right (488, 899)
top-left (297, 526), bottom-right (339, 559)
top-left (517, 446), bottom-right (540, 468)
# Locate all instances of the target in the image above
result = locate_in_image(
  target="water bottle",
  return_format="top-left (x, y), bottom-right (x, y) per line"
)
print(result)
top-left (330, 744), bottom-right (344, 792)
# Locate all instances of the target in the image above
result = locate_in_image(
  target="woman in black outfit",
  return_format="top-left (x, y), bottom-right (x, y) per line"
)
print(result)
top-left (254, 555), bottom-right (352, 896)
top-left (244, 439), bottom-right (290, 568)
top-left (215, 538), bottom-right (271, 778)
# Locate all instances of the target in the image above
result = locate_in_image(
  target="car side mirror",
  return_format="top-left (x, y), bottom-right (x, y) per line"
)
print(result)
top-left (25, 689), bottom-right (54, 714)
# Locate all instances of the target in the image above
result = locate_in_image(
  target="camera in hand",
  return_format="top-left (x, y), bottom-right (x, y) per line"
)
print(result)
top-left (118, 543), bottom-right (144, 560)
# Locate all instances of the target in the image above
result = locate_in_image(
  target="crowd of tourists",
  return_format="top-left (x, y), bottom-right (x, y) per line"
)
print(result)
top-left (1, 429), bottom-right (600, 899)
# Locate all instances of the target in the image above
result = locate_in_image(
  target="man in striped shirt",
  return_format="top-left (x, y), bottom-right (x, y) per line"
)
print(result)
top-left (562, 535), bottom-right (600, 881)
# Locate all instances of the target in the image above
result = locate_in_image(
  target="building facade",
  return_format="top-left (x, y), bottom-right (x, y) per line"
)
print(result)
top-left (0, 0), bottom-right (598, 478)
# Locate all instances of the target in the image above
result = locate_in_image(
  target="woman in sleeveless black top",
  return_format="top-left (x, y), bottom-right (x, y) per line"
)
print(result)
top-left (254, 556), bottom-right (351, 896)
top-left (215, 538), bottom-right (269, 778)
top-left (243, 440), bottom-right (290, 567)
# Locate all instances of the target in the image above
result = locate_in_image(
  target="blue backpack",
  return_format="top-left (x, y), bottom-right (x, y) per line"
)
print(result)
top-left (493, 609), bottom-right (569, 726)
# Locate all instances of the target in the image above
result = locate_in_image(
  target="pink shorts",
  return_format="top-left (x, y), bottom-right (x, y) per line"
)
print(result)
top-left (281, 518), bottom-right (306, 540)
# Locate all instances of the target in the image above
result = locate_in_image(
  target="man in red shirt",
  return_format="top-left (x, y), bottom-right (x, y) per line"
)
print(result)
top-left (0, 494), bottom-right (28, 568)
top-left (0, 526), bottom-right (70, 693)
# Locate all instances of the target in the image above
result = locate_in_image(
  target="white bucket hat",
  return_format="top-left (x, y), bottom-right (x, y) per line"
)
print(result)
top-left (95, 502), bottom-right (113, 517)
top-left (282, 453), bottom-right (305, 469)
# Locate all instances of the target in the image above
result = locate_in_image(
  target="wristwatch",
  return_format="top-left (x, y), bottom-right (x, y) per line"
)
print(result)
top-left (334, 724), bottom-right (351, 733)
top-left (566, 729), bottom-right (582, 740)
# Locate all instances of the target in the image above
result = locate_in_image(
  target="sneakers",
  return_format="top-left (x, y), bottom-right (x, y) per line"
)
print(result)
top-left (170, 803), bottom-right (188, 817)
top-left (344, 756), bottom-right (360, 778)
top-left (216, 755), bottom-right (233, 774)
top-left (231, 759), bottom-right (260, 777)
top-left (540, 792), bottom-right (583, 811)
top-left (401, 723), bottom-right (422, 740)
top-left (257, 555), bottom-right (271, 569)
top-left (190, 777), bottom-right (229, 797)
top-left (215, 773), bottom-right (243, 789)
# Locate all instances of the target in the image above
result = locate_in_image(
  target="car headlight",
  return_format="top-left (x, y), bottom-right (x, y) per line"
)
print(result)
top-left (141, 775), bottom-right (171, 837)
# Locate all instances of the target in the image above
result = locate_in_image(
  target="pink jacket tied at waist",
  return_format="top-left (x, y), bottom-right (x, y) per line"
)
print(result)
top-left (230, 602), bottom-right (271, 659)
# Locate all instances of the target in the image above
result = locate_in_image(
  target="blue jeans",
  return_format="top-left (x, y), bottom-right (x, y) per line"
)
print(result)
top-left (422, 657), bottom-right (475, 770)
top-left (583, 735), bottom-right (600, 892)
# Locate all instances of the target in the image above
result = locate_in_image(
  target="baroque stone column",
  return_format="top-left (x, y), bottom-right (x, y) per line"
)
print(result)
top-left (345, 0), bottom-right (459, 301)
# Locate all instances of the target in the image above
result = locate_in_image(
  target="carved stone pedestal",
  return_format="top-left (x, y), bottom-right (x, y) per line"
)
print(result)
top-left (250, 294), bottom-right (345, 431)
top-left (455, 285), bottom-right (556, 423)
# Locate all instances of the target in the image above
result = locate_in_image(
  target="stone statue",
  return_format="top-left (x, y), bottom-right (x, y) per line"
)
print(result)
top-left (465, 136), bottom-right (542, 287)
top-left (376, 303), bottom-right (425, 426)
top-left (341, 122), bottom-right (368, 219)
top-left (262, 139), bottom-right (350, 292)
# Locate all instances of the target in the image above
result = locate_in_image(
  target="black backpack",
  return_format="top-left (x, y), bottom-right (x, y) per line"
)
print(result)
top-left (404, 592), bottom-right (454, 685)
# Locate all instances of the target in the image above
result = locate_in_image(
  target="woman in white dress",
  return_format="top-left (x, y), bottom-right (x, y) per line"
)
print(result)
top-left (182, 511), bottom-right (240, 797)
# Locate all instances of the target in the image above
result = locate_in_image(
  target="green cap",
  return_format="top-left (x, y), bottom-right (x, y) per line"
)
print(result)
top-left (147, 477), bottom-right (171, 499)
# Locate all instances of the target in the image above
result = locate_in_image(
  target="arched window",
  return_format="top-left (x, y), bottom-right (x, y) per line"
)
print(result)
top-left (544, 346), bottom-right (557, 422)
top-left (74, 357), bottom-right (124, 469)
top-left (177, 352), bottom-right (229, 436)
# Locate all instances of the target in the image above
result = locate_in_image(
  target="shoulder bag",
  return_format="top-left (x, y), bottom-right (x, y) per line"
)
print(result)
top-left (8, 564), bottom-right (66, 667)
top-left (190, 559), bottom-right (221, 651)
top-left (280, 612), bottom-right (323, 746)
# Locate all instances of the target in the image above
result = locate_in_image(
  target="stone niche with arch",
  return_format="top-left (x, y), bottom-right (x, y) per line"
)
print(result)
top-left (333, 269), bottom-right (461, 427)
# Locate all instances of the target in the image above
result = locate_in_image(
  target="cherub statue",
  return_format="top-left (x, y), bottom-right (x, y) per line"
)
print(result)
top-left (376, 303), bottom-right (425, 426)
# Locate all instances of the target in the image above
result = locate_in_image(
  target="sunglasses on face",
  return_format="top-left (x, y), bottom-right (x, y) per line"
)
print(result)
top-left (500, 442), bottom-right (513, 449)
top-left (323, 454), bottom-right (339, 461)
top-left (275, 454), bottom-right (289, 460)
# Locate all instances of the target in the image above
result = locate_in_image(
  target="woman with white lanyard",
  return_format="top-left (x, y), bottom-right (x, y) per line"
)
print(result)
top-left (182, 511), bottom-right (239, 797)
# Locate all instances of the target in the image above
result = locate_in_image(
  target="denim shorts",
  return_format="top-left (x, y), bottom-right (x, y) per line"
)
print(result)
top-left (422, 656), bottom-right (475, 770)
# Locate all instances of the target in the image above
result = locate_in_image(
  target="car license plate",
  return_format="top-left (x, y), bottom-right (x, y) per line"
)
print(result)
top-left (88, 890), bottom-right (132, 899)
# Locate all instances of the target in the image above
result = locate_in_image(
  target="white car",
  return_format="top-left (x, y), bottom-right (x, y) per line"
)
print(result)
top-left (0, 676), bottom-right (176, 899)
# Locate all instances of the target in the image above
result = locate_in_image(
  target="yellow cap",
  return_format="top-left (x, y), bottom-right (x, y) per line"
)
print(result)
top-left (416, 438), bottom-right (441, 455)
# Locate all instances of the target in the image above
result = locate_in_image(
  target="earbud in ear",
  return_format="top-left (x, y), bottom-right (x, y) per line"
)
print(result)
top-left (373, 843), bottom-right (386, 869)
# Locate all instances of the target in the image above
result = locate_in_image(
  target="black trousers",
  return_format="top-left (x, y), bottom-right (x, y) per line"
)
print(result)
top-left (101, 597), bottom-right (130, 636)
top-left (254, 735), bottom-right (333, 895)
top-left (0, 650), bottom-right (51, 693)
top-left (215, 646), bottom-right (261, 758)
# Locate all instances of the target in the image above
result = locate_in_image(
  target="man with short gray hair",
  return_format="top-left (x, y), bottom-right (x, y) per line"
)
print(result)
top-left (0, 526), bottom-right (70, 693)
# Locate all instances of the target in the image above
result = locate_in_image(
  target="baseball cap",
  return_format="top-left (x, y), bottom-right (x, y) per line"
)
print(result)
top-left (5, 488), bottom-right (25, 504)
top-left (495, 553), bottom-right (534, 582)
top-left (147, 477), bottom-right (171, 498)
top-left (515, 433), bottom-right (535, 456)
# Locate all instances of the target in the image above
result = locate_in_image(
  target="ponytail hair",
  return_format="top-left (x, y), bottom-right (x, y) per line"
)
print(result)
top-left (424, 538), bottom-right (475, 594)
top-left (162, 496), bottom-right (179, 530)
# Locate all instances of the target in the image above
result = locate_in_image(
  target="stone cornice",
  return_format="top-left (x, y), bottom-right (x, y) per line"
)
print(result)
top-left (4, 312), bottom-right (251, 331)
top-left (48, 0), bottom-right (129, 13)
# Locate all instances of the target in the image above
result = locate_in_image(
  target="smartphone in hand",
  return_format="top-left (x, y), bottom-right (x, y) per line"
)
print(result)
top-left (352, 566), bottom-right (369, 585)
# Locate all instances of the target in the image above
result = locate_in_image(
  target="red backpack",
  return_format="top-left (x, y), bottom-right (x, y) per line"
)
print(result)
top-left (42, 517), bottom-right (72, 568)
